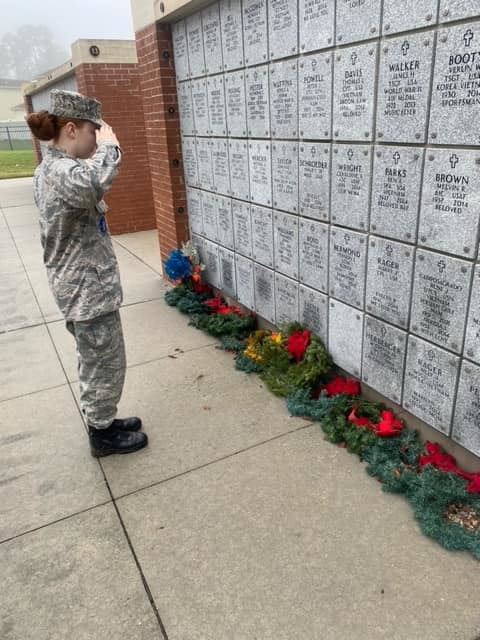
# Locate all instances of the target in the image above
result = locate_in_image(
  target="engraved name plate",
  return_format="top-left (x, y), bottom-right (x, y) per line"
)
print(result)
top-left (269, 0), bottom-right (298, 61)
top-left (275, 273), bottom-right (299, 325)
top-left (232, 199), bottom-right (253, 257)
top-left (254, 263), bottom-right (275, 323)
top-left (410, 249), bottom-right (473, 353)
top-left (225, 70), bottom-right (247, 137)
top-left (299, 285), bottom-right (328, 344)
top-left (365, 237), bottom-right (414, 329)
top-left (273, 211), bottom-right (299, 279)
top-left (418, 149), bottom-right (480, 258)
top-left (403, 336), bottom-right (460, 434)
top-left (270, 59), bottom-right (298, 139)
top-left (370, 146), bottom-right (423, 243)
top-left (300, 0), bottom-right (335, 53)
top-left (251, 204), bottom-right (274, 268)
top-left (333, 43), bottom-right (377, 142)
top-left (376, 32), bottom-right (434, 144)
top-left (272, 142), bottom-right (298, 213)
top-left (329, 227), bottom-right (367, 309)
top-left (235, 254), bottom-right (255, 310)
top-left (299, 143), bottom-right (330, 221)
top-left (429, 22), bottom-right (480, 145)
top-left (243, 0), bottom-right (268, 66)
top-left (172, 20), bottom-right (190, 80)
top-left (216, 195), bottom-right (234, 250)
top-left (362, 316), bottom-right (407, 404)
top-left (299, 52), bottom-right (332, 140)
top-left (299, 219), bottom-right (329, 292)
top-left (203, 3), bottom-right (223, 74)
top-left (331, 145), bottom-right (372, 231)
top-left (249, 141), bottom-right (272, 207)
top-left (245, 66), bottom-right (271, 137)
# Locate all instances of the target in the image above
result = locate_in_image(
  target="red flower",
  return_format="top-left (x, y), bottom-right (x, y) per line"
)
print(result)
top-left (287, 330), bottom-right (311, 362)
top-left (348, 407), bottom-right (373, 429)
top-left (373, 410), bottom-right (404, 437)
top-left (325, 377), bottom-right (361, 397)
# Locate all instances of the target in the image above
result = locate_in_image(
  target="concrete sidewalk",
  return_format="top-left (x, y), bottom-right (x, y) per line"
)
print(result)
top-left (0, 177), bottom-right (479, 640)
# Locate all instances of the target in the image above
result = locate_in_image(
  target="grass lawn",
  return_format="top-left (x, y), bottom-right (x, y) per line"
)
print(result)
top-left (0, 150), bottom-right (37, 179)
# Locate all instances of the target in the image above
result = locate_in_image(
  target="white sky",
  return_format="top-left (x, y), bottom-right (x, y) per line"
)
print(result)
top-left (0, 0), bottom-right (135, 48)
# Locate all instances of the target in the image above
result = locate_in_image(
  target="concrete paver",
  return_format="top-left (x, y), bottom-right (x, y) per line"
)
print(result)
top-left (0, 386), bottom-right (109, 541)
top-left (81, 345), bottom-right (310, 498)
top-left (1, 504), bottom-right (161, 640)
top-left (0, 324), bottom-right (66, 400)
top-left (48, 298), bottom-right (216, 382)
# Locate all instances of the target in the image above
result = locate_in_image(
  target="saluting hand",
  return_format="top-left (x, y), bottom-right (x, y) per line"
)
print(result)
top-left (96, 121), bottom-right (120, 147)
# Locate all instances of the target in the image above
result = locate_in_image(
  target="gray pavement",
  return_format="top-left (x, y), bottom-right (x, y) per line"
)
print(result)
top-left (1, 177), bottom-right (479, 640)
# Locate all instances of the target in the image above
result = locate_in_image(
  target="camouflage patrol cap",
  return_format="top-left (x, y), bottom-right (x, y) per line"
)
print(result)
top-left (49, 89), bottom-right (103, 127)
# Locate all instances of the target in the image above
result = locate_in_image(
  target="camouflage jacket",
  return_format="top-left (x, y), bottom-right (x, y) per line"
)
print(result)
top-left (33, 143), bottom-right (123, 321)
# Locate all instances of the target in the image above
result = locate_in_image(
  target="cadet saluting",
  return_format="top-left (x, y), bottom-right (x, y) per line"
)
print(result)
top-left (27, 90), bottom-right (148, 457)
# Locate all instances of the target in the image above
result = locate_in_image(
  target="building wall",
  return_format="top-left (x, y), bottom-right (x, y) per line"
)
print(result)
top-left (0, 86), bottom-right (25, 121)
top-left (138, 0), bottom-right (480, 465)
top-left (135, 23), bottom-right (189, 259)
top-left (75, 62), bottom-right (156, 234)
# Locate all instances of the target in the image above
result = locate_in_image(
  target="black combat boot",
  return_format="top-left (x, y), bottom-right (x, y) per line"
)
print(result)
top-left (89, 423), bottom-right (148, 458)
top-left (110, 417), bottom-right (143, 431)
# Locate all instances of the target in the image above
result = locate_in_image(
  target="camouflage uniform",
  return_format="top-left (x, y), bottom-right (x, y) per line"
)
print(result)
top-left (33, 90), bottom-right (126, 429)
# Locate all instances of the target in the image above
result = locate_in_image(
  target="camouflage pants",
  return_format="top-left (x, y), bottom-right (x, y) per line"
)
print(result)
top-left (66, 310), bottom-right (126, 429)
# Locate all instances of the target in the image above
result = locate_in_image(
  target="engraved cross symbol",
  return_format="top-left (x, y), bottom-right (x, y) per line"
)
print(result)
top-left (310, 146), bottom-right (316, 156)
top-left (401, 41), bottom-right (410, 56)
top-left (311, 58), bottom-right (317, 69)
top-left (351, 52), bottom-right (358, 65)
top-left (427, 350), bottom-right (435, 361)
top-left (449, 153), bottom-right (459, 169)
top-left (386, 244), bottom-right (393, 256)
top-left (347, 148), bottom-right (354, 160)
top-left (438, 259), bottom-right (446, 273)
top-left (393, 151), bottom-right (401, 165)
top-left (464, 29), bottom-right (474, 47)
top-left (344, 233), bottom-right (350, 244)
top-left (380, 326), bottom-right (387, 337)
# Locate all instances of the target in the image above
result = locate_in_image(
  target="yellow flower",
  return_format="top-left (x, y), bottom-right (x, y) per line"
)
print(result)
top-left (244, 345), bottom-right (263, 363)
top-left (270, 332), bottom-right (283, 344)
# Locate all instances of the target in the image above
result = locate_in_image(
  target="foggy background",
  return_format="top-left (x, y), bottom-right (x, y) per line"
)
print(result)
top-left (0, 0), bottom-right (134, 80)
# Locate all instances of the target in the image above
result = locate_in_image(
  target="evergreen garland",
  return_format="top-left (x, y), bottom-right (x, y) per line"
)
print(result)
top-left (190, 313), bottom-right (255, 338)
top-left (164, 283), bottom-right (480, 560)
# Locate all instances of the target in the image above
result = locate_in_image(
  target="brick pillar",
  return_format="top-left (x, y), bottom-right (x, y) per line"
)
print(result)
top-left (76, 62), bottom-right (156, 235)
top-left (23, 95), bottom-right (42, 164)
top-left (135, 22), bottom-right (189, 263)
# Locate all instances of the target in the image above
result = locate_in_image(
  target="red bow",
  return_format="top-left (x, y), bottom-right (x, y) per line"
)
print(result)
top-left (325, 377), bottom-right (361, 397)
top-left (348, 408), bottom-right (404, 438)
top-left (419, 442), bottom-right (480, 493)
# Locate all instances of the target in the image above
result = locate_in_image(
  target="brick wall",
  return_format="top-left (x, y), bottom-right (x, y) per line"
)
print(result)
top-left (75, 62), bottom-right (156, 235)
top-left (23, 94), bottom-right (42, 164)
top-left (135, 22), bottom-right (189, 263)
